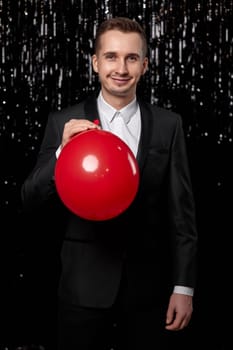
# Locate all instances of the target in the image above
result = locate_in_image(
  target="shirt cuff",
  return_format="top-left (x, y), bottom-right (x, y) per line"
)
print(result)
top-left (56, 145), bottom-right (62, 159)
top-left (173, 286), bottom-right (194, 296)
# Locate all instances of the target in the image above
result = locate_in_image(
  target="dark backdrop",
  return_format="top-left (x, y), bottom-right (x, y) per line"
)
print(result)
top-left (0, 1), bottom-right (232, 349)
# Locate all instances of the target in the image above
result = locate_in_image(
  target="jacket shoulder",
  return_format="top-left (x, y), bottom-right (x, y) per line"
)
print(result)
top-left (50, 101), bottom-right (86, 119)
top-left (139, 100), bottom-right (182, 125)
top-left (49, 94), bottom-right (98, 123)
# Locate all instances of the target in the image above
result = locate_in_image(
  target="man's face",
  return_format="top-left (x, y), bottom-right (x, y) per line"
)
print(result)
top-left (92, 30), bottom-right (148, 105)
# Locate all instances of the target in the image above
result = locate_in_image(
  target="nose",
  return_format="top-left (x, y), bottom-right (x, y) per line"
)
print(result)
top-left (116, 58), bottom-right (128, 74)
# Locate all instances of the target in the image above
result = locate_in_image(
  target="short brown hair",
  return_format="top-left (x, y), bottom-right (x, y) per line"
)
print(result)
top-left (94, 17), bottom-right (148, 57)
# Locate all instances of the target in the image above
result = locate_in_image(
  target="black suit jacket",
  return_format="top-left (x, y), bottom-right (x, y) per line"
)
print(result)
top-left (21, 94), bottom-right (198, 309)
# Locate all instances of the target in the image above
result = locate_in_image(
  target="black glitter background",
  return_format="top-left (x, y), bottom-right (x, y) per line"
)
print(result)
top-left (0, 1), bottom-right (232, 349)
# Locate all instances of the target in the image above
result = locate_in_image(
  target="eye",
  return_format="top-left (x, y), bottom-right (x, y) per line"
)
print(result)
top-left (105, 53), bottom-right (116, 60)
top-left (127, 55), bottom-right (138, 62)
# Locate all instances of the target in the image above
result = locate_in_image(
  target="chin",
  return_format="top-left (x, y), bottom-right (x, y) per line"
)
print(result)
top-left (111, 88), bottom-right (131, 97)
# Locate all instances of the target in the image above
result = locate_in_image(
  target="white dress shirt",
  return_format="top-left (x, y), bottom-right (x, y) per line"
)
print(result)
top-left (97, 92), bottom-right (141, 157)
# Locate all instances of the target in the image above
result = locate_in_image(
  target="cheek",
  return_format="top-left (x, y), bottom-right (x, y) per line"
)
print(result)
top-left (134, 68), bottom-right (145, 79)
top-left (97, 63), bottom-right (112, 76)
top-left (131, 64), bottom-right (146, 76)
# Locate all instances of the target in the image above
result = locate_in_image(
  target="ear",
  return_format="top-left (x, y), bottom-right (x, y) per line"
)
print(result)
top-left (92, 54), bottom-right (98, 73)
top-left (141, 57), bottom-right (149, 75)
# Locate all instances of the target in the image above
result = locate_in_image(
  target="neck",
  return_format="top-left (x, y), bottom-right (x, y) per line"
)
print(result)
top-left (101, 90), bottom-right (136, 110)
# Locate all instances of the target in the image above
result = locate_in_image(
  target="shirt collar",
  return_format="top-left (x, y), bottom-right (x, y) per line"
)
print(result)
top-left (97, 92), bottom-right (138, 124)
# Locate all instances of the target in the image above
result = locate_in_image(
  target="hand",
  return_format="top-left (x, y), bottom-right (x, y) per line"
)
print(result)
top-left (61, 119), bottom-right (100, 149)
top-left (165, 293), bottom-right (193, 331)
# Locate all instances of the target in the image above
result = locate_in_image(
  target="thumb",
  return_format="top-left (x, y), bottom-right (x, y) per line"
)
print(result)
top-left (166, 308), bottom-right (175, 325)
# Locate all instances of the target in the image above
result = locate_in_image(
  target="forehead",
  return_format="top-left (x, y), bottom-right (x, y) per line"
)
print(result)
top-left (98, 30), bottom-right (144, 55)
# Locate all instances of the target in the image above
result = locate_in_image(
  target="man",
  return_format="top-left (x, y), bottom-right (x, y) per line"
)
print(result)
top-left (21, 17), bottom-right (198, 350)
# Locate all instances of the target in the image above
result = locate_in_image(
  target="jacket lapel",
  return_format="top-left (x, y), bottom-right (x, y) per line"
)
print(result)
top-left (136, 100), bottom-right (154, 170)
top-left (83, 92), bottom-right (100, 123)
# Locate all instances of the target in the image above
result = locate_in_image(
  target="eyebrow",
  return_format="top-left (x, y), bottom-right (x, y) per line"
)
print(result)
top-left (103, 51), bottom-right (141, 58)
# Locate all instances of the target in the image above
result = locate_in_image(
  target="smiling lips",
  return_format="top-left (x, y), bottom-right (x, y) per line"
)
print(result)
top-left (111, 76), bottom-right (131, 85)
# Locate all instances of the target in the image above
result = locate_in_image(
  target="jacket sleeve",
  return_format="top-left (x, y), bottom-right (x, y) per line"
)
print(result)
top-left (21, 112), bottom-right (62, 211)
top-left (168, 115), bottom-right (198, 288)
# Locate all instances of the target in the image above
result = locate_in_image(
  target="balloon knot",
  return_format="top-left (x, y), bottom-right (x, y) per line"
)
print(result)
top-left (93, 119), bottom-right (100, 125)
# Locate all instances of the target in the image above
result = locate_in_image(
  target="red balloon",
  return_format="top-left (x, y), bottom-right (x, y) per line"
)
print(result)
top-left (55, 129), bottom-right (140, 221)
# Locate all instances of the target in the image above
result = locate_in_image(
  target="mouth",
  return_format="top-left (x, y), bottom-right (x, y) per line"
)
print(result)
top-left (111, 77), bottom-right (131, 85)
